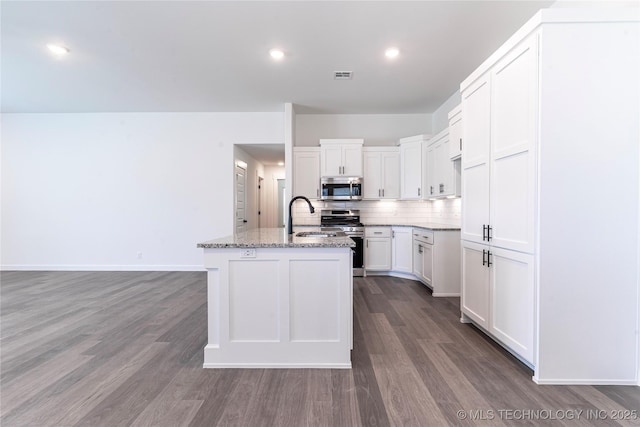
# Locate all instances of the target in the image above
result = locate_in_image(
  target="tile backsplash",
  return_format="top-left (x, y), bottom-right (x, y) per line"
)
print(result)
top-left (292, 198), bottom-right (461, 226)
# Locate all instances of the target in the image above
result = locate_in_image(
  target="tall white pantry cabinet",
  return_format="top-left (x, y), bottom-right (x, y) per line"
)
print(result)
top-left (460, 9), bottom-right (640, 385)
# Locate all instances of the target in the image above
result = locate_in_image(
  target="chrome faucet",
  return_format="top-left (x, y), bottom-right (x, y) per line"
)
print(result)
top-left (288, 196), bottom-right (315, 234)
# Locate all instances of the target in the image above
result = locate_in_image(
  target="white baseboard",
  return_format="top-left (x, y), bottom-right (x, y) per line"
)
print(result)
top-left (203, 362), bottom-right (352, 369)
top-left (1, 264), bottom-right (205, 272)
top-left (533, 376), bottom-right (639, 386)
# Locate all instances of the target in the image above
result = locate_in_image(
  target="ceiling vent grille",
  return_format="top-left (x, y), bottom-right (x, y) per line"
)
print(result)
top-left (334, 71), bottom-right (353, 80)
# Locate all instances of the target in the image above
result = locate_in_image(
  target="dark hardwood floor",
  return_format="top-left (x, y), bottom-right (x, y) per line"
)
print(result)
top-left (1, 271), bottom-right (639, 426)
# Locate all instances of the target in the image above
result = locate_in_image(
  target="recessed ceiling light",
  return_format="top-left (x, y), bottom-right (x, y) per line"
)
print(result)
top-left (385, 47), bottom-right (400, 59)
top-left (277, 161), bottom-right (284, 166)
top-left (269, 49), bottom-right (285, 60)
top-left (47, 44), bottom-right (70, 56)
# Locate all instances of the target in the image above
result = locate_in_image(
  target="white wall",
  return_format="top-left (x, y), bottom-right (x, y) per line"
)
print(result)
top-left (431, 91), bottom-right (461, 134)
top-left (1, 112), bottom-right (284, 270)
top-left (295, 114), bottom-right (431, 146)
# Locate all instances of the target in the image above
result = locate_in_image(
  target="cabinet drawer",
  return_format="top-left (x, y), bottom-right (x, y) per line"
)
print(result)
top-left (365, 227), bottom-right (391, 238)
top-left (412, 229), bottom-right (434, 244)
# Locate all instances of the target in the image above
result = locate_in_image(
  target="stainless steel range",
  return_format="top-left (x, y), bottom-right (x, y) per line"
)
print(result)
top-left (320, 209), bottom-right (364, 276)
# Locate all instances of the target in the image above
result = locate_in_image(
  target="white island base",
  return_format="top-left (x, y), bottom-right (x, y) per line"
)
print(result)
top-left (201, 243), bottom-right (353, 369)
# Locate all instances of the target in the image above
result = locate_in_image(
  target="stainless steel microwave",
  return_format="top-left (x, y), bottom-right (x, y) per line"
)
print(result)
top-left (320, 177), bottom-right (363, 201)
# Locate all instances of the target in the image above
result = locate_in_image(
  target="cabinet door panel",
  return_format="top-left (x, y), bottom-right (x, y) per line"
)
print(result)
top-left (363, 152), bottom-right (382, 199)
top-left (421, 244), bottom-right (433, 286)
top-left (401, 142), bottom-right (422, 199)
top-left (381, 151), bottom-right (400, 199)
top-left (435, 141), bottom-right (450, 196)
top-left (426, 144), bottom-right (437, 197)
top-left (412, 239), bottom-right (423, 278)
top-left (461, 241), bottom-right (490, 328)
top-left (343, 145), bottom-right (363, 176)
top-left (461, 162), bottom-right (490, 243)
top-left (462, 77), bottom-right (490, 171)
top-left (449, 113), bottom-right (462, 160)
top-left (365, 238), bottom-right (391, 271)
top-left (490, 247), bottom-right (535, 364)
top-left (491, 151), bottom-right (534, 252)
top-left (461, 75), bottom-right (491, 242)
top-left (321, 145), bottom-right (343, 176)
top-left (293, 150), bottom-right (320, 199)
top-left (391, 228), bottom-right (412, 273)
top-left (490, 35), bottom-right (537, 253)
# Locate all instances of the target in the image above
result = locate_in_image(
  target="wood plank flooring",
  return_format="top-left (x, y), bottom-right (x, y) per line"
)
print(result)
top-left (1, 271), bottom-right (639, 426)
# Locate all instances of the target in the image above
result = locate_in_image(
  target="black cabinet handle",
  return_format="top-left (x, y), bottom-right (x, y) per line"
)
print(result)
top-left (482, 249), bottom-right (487, 266)
top-left (482, 225), bottom-right (487, 241)
top-left (487, 225), bottom-right (492, 241)
top-left (487, 251), bottom-right (493, 267)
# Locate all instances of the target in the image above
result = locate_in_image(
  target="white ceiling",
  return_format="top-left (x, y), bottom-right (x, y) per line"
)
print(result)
top-left (1, 1), bottom-right (555, 115)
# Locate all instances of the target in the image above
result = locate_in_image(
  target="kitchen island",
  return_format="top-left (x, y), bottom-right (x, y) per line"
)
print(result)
top-left (197, 228), bottom-right (355, 368)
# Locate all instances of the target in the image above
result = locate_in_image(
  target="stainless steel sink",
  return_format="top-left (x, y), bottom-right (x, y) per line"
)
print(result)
top-left (296, 231), bottom-right (344, 238)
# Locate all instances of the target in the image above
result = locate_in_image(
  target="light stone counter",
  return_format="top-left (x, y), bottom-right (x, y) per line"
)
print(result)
top-left (364, 223), bottom-right (460, 231)
top-left (197, 227), bottom-right (355, 249)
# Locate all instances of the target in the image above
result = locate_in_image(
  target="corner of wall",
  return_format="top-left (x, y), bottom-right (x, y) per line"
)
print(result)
top-left (431, 90), bottom-right (462, 134)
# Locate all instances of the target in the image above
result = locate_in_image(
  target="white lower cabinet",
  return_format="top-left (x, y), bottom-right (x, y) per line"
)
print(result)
top-left (421, 243), bottom-right (433, 286)
top-left (461, 240), bottom-right (534, 364)
top-left (412, 238), bottom-right (423, 279)
top-left (413, 229), bottom-right (461, 297)
top-left (461, 241), bottom-right (490, 328)
top-left (391, 227), bottom-right (413, 274)
top-left (364, 227), bottom-right (391, 271)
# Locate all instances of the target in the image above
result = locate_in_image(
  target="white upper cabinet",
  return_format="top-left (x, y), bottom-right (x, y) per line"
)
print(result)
top-left (424, 128), bottom-right (461, 199)
top-left (363, 147), bottom-right (400, 199)
top-left (448, 104), bottom-right (463, 160)
top-left (488, 36), bottom-right (537, 254)
top-left (320, 139), bottom-right (363, 177)
top-left (399, 135), bottom-right (429, 200)
top-left (462, 35), bottom-right (537, 252)
top-left (461, 74), bottom-right (492, 245)
top-left (293, 147), bottom-right (320, 199)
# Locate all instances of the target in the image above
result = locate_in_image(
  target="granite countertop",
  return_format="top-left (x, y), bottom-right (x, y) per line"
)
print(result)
top-left (197, 228), bottom-right (355, 249)
top-left (294, 223), bottom-right (461, 231)
top-left (365, 223), bottom-right (461, 231)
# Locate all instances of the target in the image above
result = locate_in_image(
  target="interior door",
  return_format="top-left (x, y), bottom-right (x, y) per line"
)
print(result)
top-left (257, 176), bottom-right (263, 229)
top-left (235, 163), bottom-right (247, 234)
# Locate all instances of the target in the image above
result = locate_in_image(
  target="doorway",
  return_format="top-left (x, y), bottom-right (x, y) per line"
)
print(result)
top-left (277, 179), bottom-right (286, 228)
top-left (233, 144), bottom-right (286, 230)
top-left (257, 176), bottom-right (264, 229)
top-left (235, 162), bottom-right (247, 234)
